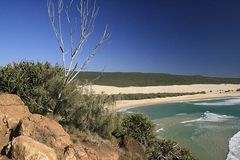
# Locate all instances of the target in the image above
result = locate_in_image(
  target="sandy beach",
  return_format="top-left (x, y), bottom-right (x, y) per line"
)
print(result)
top-left (114, 92), bottom-right (240, 111)
top-left (89, 84), bottom-right (240, 110)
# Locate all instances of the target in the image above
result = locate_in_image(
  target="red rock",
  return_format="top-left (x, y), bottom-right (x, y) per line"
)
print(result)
top-left (16, 114), bottom-right (72, 149)
top-left (0, 94), bottom-right (30, 131)
top-left (64, 144), bottom-right (96, 160)
top-left (0, 94), bottom-right (30, 151)
top-left (0, 94), bottom-right (122, 160)
top-left (11, 136), bottom-right (57, 160)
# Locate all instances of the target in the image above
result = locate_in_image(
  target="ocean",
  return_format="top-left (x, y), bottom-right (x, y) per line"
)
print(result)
top-left (122, 98), bottom-right (240, 160)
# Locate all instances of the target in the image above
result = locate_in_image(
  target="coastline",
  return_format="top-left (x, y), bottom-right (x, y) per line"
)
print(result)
top-left (113, 92), bottom-right (240, 159)
top-left (88, 84), bottom-right (240, 111)
top-left (113, 92), bottom-right (240, 111)
top-left (102, 84), bottom-right (240, 159)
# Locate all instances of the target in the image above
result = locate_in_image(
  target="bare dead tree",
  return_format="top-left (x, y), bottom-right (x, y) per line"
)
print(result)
top-left (47, 0), bottom-right (110, 114)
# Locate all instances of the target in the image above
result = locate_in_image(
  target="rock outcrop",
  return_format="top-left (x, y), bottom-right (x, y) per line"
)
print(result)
top-left (0, 94), bottom-right (121, 160)
top-left (64, 144), bottom-right (97, 160)
top-left (11, 136), bottom-right (57, 160)
top-left (16, 114), bottom-right (72, 148)
top-left (72, 132), bottom-right (120, 160)
top-left (0, 94), bottom-right (30, 152)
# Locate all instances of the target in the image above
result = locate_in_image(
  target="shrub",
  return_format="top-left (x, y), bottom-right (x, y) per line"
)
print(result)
top-left (0, 61), bottom-right (63, 114)
top-left (114, 113), bottom-right (197, 159)
top-left (147, 139), bottom-right (197, 160)
top-left (118, 113), bottom-right (155, 147)
top-left (60, 92), bottom-right (117, 139)
top-left (0, 61), bottom-right (118, 139)
top-left (237, 88), bottom-right (240, 92)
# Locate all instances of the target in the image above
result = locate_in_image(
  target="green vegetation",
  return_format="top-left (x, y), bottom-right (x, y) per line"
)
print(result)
top-left (0, 61), bottom-right (116, 138)
top-left (60, 93), bottom-right (117, 139)
top-left (77, 72), bottom-right (240, 87)
top-left (114, 113), bottom-right (197, 160)
top-left (147, 139), bottom-right (197, 160)
top-left (0, 61), bottom-right (63, 114)
top-left (118, 114), bottom-right (155, 146)
top-left (0, 61), bottom-right (197, 159)
top-left (114, 92), bottom-right (206, 100)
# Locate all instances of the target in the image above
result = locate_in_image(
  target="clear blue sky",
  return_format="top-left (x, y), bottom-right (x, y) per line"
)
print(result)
top-left (0, 0), bottom-right (240, 77)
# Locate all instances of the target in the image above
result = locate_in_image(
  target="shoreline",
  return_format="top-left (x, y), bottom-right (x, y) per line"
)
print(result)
top-left (113, 92), bottom-right (240, 111)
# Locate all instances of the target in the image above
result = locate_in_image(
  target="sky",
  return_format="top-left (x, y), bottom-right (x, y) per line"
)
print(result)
top-left (0, 0), bottom-right (240, 77)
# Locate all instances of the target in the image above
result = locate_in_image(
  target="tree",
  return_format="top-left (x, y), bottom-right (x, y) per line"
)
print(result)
top-left (47, 0), bottom-right (110, 114)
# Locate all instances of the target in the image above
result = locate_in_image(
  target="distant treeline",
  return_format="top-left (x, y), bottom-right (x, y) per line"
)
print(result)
top-left (77, 72), bottom-right (240, 87)
top-left (112, 92), bottom-right (206, 100)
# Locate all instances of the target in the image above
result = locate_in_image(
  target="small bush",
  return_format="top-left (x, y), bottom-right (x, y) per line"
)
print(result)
top-left (147, 139), bottom-right (197, 160)
top-left (237, 88), bottom-right (240, 92)
top-left (114, 113), bottom-right (197, 160)
top-left (59, 92), bottom-right (117, 139)
top-left (117, 113), bottom-right (155, 147)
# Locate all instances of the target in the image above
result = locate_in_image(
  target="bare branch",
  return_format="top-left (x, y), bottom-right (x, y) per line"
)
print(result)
top-left (67, 25), bottom-right (110, 84)
top-left (58, 0), bottom-right (64, 52)
top-left (48, 0), bottom-right (110, 88)
top-left (65, 0), bottom-right (74, 54)
top-left (47, 0), bottom-right (55, 23)
top-left (57, 0), bottom-right (66, 75)
top-left (66, 0), bottom-right (99, 79)
top-left (47, 0), bottom-right (66, 75)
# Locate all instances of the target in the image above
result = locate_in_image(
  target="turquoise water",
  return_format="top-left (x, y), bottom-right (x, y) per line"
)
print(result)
top-left (125, 98), bottom-right (240, 160)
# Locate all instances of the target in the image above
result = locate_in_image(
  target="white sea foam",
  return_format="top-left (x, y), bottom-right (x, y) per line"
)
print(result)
top-left (176, 113), bottom-right (187, 116)
top-left (117, 108), bottom-right (128, 112)
top-left (125, 111), bottom-right (135, 114)
top-left (193, 98), bottom-right (240, 106)
top-left (117, 108), bottom-right (135, 114)
top-left (156, 128), bottom-right (165, 132)
top-left (181, 111), bottom-right (235, 123)
top-left (226, 131), bottom-right (240, 160)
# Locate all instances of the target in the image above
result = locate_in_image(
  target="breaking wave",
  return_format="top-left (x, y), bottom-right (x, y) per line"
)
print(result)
top-left (156, 128), bottom-right (165, 132)
top-left (193, 98), bottom-right (240, 106)
top-left (226, 131), bottom-right (240, 160)
top-left (117, 108), bottom-right (135, 114)
top-left (181, 111), bottom-right (235, 123)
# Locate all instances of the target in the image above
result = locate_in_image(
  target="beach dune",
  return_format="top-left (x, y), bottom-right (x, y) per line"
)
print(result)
top-left (90, 84), bottom-right (240, 110)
